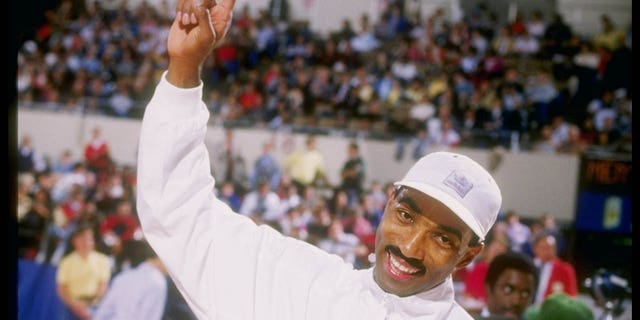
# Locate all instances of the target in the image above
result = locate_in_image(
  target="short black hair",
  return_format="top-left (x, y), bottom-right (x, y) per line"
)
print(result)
top-left (485, 251), bottom-right (539, 291)
top-left (122, 239), bottom-right (158, 267)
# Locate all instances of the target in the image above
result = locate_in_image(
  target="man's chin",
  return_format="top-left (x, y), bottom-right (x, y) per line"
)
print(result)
top-left (373, 266), bottom-right (395, 292)
top-left (373, 266), bottom-right (412, 297)
top-left (499, 310), bottom-right (519, 318)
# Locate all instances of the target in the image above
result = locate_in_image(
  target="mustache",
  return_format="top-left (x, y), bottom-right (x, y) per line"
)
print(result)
top-left (385, 245), bottom-right (426, 273)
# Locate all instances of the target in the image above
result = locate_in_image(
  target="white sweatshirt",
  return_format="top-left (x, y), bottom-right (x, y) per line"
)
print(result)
top-left (136, 72), bottom-right (473, 320)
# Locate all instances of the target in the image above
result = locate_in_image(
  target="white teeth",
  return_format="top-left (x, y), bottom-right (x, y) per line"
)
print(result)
top-left (389, 253), bottom-right (419, 274)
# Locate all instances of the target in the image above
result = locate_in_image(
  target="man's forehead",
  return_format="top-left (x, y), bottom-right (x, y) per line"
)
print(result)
top-left (397, 187), bottom-right (458, 218)
top-left (394, 187), bottom-right (471, 238)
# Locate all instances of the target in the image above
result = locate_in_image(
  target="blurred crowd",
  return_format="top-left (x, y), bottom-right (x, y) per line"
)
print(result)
top-left (17, 0), bottom-right (632, 318)
top-left (17, 0), bottom-right (632, 154)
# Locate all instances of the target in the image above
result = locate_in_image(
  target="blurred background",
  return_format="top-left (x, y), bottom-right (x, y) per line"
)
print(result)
top-left (13, 0), bottom-right (631, 319)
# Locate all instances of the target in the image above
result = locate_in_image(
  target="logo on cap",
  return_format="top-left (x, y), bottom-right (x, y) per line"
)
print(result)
top-left (443, 170), bottom-right (473, 198)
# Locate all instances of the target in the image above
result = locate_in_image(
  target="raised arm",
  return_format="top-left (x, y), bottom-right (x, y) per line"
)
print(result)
top-left (136, 1), bottom-right (383, 318)
top-left (136, 0), bottom-right (252, 317)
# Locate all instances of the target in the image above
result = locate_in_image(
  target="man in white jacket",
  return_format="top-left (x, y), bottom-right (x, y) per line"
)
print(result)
top-left (136, 0), bottom-right (502, 318)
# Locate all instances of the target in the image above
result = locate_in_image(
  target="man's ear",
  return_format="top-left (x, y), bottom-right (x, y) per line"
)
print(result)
top-left (456, 243), bottom-right (484, 270)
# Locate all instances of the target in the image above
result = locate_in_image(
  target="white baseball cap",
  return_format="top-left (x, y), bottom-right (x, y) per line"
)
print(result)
top-left (394, 151), bottom-right (502, 241)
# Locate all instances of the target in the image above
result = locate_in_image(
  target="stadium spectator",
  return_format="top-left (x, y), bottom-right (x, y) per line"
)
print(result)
top-left (531, 230), bottom-right (578, 305)
top-left (93, 239), bottom-right (168, 320)
top-left (56, 223), bottom-right (111, 320)
top-left (83, 126), bottom-right (113, 183)
top-left (477, 252), bottom-right (539, 319)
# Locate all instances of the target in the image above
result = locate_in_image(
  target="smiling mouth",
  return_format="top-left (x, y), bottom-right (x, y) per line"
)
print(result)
top-left (385, 251), bottom-right (425, 281)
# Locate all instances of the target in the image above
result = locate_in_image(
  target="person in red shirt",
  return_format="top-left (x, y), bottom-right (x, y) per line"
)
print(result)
top-left (462, 231), bottom-right (510, 303)
top-left (214, 41), bottom-right (239, 76)
top-left (84, 126), bottom-right (112, 183)
top-left (237, 82), bottom-right (263, 116)
top-left (100, 200), bottom-right (141, 256)
top-left (234, 5), bottom-right (254, 32)
top-left (510, 12), bottom-right (527, 36)
top-left (531, 230), bottom-right (578, 304)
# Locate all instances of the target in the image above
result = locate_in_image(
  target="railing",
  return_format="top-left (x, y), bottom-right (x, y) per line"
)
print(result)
top-left (16, 99), bottom-right (632, 157)
top-left (17, 100), bottom-right (526, 149)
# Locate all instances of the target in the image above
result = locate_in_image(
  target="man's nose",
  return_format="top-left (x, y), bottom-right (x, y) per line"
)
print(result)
top-left (506, 291), bottom-right (527, 309)
top-left (507, 292), bottom-right (521, 306)
top-left (401, 229), bottom-right (427, 258)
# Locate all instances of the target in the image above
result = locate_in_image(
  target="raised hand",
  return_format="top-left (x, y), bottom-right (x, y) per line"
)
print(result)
top-left (167, 0), bottom-right (236, 87)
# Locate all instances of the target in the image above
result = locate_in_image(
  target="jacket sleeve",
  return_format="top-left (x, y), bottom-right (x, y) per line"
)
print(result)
top-left (136, 72), bottom-right (361, 320)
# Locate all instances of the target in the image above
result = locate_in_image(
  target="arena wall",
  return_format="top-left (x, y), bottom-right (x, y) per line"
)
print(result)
top-left (18, 109), bottom-right (580, 222)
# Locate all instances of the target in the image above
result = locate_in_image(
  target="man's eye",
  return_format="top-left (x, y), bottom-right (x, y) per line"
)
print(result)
top-left (435, 235), bottom-right (453, 248)
top-left (520, 291), bottom-right (531, 299)
top-left (502, 285), bottom-right (514, 294)
top-left (398, 210), bottom-right (414, 222)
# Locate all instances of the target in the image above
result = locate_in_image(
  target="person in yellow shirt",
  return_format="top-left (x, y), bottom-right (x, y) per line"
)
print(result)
top-left (283, 135), bottom-right (327, 192)
top-left (56, 223), bottom-right (111, 320)
top-left (592, 14), bottom-right (626, 52)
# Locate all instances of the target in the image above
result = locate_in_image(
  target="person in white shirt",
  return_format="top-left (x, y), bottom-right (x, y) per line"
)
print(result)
top-left (505, 211), bottom-right (531, 253)
top-left (239, 180), bottom-right (282, 223)
top-left (135, 0), bottom-right (503, 318)
top-left (432, 118), bottom-right (461, 149)
top-left (317, 218), bottom-right (362, 266)
top-left (93, 239), bottom-right (169, 320)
